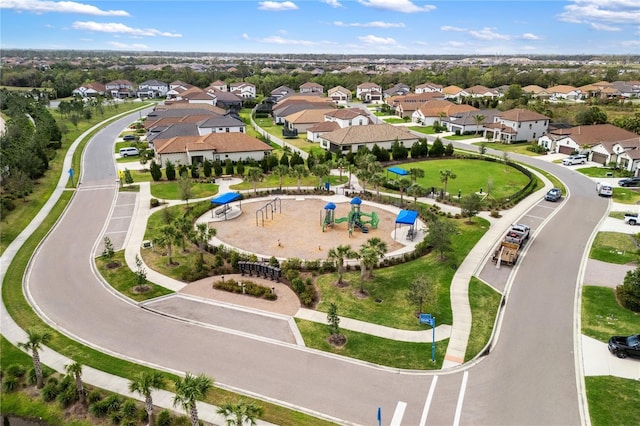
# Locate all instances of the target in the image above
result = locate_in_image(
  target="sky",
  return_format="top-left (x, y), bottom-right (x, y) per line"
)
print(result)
top-left (1, 0), bottom-right (639, 55)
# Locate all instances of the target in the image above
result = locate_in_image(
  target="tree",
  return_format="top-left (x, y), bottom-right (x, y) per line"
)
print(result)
top-left (616, 266), bottom-right (640, 312)
top-left (190, 163), bottom-right (199, 179)
top-left (444, 142), bottom-right (454, 156)
top-left (173, 373), bottom-right (214, 426)
top-left (424, 216), bottom-right (457, 261)
top-left (129, 371), bottom-right (166, 426)
top-left (123, 168), bottom-right (134, 185)
top-left (397, 177), bottom-right (412, 205)
top-left (246, 166), bottom-right (265, 194)
top-left (272, 164), bottom-right (289, 191)
top-left (405, 274), bottom-right (436, 315)
top-left (327, 244), bottom-right (357, 285)
top-left (150, 161), bottom-right (162, 181)
top-left (18, 328), bottom-right (51, 388)
top-left (154, 225), bottom-right (178, 265)
top-left (409, 167), bottom-right (425, 184)
top-left (370, 172), bottom-right (387, 201)
top-left (460, 193), bottom-right (482, 222)
top-left (102, 236), bottom-right (115, 260)
top-left (335, 157), bottom-right (348, 179)
top-left (327, 302), bottom-right (341, 337)
top-left (193, 222), bottom-right (216, 267)
top-left (178, 175), bottom-right (193, 206)
top-left (575, 106), bottom-right (607, 125)
top-left (65, 362), bottom-right (85, 405)
top-left (165, 160), bottom-right (176, 181)
top-left (312, 163), bottom-right (330, 188)
top-left (290, 164), bottom-right (309, 191)
top-left (357, 237), bottom-right (387, 289)
top-left (430, 137), bottom-right (445, 157)
top-left (203, 159), bottom-right (212, 178)
top-left (439, 169), bottom-right (457, 198)
top-left (407, 184), bottom-right (427, 206)
top-left (134, 254), bottom-right (147, 290)
top-left (225, 159), bottom-right (235, 175)
top-left (217, 400), bottom-right (264, 426)
top-left (174, 216), bottom-right (194, 252)
top-left (473, 114), bottom-right (486, 135)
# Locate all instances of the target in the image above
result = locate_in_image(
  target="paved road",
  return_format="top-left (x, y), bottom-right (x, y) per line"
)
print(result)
top-left (23, 111), bottom-right (611, 425)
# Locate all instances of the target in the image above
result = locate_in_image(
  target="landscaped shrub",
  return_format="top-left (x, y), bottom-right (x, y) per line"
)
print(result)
top-left (119, 399), bottom-right (139, 420)
top-left (4, 364), bottom-right (26, 378)
top-left (150, 198), bottom-right (160, 208)
top-left (1, 375), bottom-right (19, 392)
top-left (156, 410), bottom-right (173, 426)
top-left (41, 382), bottom-right (59, 401)
top-left (87, 389), bottom-right (102, 404)
top-left (291, 278), bottom-right (305, 294)
top-left (214, 279), bottom-right (277, 300)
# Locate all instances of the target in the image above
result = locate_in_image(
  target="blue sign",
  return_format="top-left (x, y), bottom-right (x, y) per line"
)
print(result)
top-left (377, 406), bottom-right (381, 426)
top-left (68, 168), bottom-right (74, 177)
top-left (419, 313), bottom-right (434, 326)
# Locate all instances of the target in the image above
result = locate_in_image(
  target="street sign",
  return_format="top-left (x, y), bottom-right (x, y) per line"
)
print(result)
top-left (419, 313), bottom-right (434, 326)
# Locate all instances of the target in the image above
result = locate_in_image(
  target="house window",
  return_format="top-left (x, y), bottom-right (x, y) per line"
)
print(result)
top-left (529, 124), bottom-right (532, 129)
top-left (226, 128), bottom-right (230, 132)
top-left (533, 133), bottom-right (537, 139)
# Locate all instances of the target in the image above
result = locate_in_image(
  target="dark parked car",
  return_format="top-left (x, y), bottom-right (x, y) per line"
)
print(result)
top-left (544, 188), bottom-right (562, 202)
top-left (122, 134), bottom-right (137, 141)
top-left (608, 334), bottom-right (640, 359)
top-left (618, 177), bottom-right (640, 187)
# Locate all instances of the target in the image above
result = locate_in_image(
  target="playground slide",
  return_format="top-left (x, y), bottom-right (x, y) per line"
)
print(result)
top-left (360, 211), bottom-right (380, 229)
top-left (334, 217), bottom-right (349, 224)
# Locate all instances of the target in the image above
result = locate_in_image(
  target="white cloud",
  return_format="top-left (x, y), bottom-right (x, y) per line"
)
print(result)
top-left (357, 0), bottom-right (435, 13)
top-left (443, 41), bottom-right (466, 47)
top-left (357, 34), bottom-right (397, 45)
top-left (107, 41), bottom-right (149, 50)
top-left (440, 25), bottom-right (466, 32)
top-left (558, 0), bottom-right (640, 25)
top-left (0, 0), bottom-right (129, 16)
top-left (322, 0), bottom-right (342, 7)
top-left (468, 27), bottom-right (510, 40)
top-left (241, 33), bottom-right (250, 40)
top-left (255, 35), bottom-right (333, 47)
top-left (521, 33), bottom-right (541, 40)
top-left (258, 1), bottom-right (298, 11)
top-left (621, 39), bottom-right (640, 47)
top-left (334, 20), bottom-right (405, 28)
top-left (590, 22), bottom-right (622, 31)
top-left (72, 21), bottom-right (182, 37)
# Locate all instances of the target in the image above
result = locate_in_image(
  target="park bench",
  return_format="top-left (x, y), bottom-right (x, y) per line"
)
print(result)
top-left (215, 204), bottom-right (231, 217)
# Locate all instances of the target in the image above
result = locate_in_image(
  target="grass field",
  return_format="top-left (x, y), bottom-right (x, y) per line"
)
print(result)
top-left (589, 232), bottom-right (639, 264)
top-left (471, 141), bottom-right (542, 156)
top-left (581, 285), bottom-right (640, 342)
top-left (586, 376), bottom-right (640, 426)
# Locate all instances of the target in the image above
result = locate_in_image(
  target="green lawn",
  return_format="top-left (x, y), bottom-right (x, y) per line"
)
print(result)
top-left (314, 218), bottom-right (489, 330)
top-left (383, 117), bottom-right (409, 124)
top-left (577, 167), bottom-right (625, 178)
top-left (471, 141), bottom-right (542, 156)
top-left (465, 277), bottom-right (502, 361)
top-left (149, 181), bottom-right (219, 200)
top-left (586, 376), bottom-right (640, 426)
top-left (408, 126), bottom-right (437, 134)
top-left (612, 187), bottom-right (640, 205)
top-left (385, 159), bottom-right (531, 199)
top-left (445, 134), bottom-right (481, 141)
top-left (589, 232), bottom-right (639, 264)
top-left (230, 173), bottom-right (347, 192)
top-left (295, 319), bottom-right (446, 369)
top-left (581, 286), bottom-right (640, 342)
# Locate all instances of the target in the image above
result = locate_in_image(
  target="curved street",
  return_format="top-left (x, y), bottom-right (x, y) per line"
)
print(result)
top-left (8, 109), bottom-right (619, 425)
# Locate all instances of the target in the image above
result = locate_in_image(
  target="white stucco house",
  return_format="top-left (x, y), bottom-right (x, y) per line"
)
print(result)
top-left (483, 108), bottom-right (549, 143)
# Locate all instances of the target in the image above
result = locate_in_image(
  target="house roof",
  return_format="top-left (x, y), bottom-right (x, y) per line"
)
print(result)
top-left (139, 80), bottom-right (167, 87)
top-left (416, 82), bottom-right (443, 90)
top-left (321, 123), bottom-right (417, 146)
top-left (300, 82), bottom-right (323, 89)
top-left (197, 115), bottom-right (245, 128)
top-left (284, 108), bottom-right (336, 124)
top-left (324, 108), bottom-right (367, 120)
top-left (443, 109), bottom-right (499, 125)
top-left (155, 102), bottom-right (226, 115)
top-left (464, 85), bottom-right (499, 95)
top-left (547, 85), bottom-right (578, 94)
top-left (155, 132), bottom-right (273, 155)
top-left (416, 100), bottom-right (477, 117)
top-left (206, 88), bottom-right (242, 103)
top-left (442, 85), bottom-right (464, 95)
top-left (148, 123), bottom-right (200, 142)
top-left (145, 115), bottom-right (214, 130)
top-left (387, 92), bottom-right (444, 106)
top-left (357, 82), bottom-right (381, 90)
top-left (522, 85), bottom-right (546, 94)
top-left (307, 121), bottom-right (340, 133)
top-left (548, 124), bottom-right (639, 147)
top-left (497, 108), bottom-right (549, 122)
top-left (328, 86), bottom-right (351, 96)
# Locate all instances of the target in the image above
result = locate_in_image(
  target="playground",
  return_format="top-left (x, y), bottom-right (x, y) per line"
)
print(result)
top-left (207, 196), bottom-right (415, 261)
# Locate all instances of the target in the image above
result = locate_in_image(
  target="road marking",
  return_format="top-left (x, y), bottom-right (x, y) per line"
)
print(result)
top-left (453, 371), bottom-right (469, 426)
top-left (525, 213), bottom-right (546, 220)
top-left (390, 401), bottom-right (407, 426)
top-left (110, 216), bottom-right (133, 220)
top-left (419, 375), bottom-right (438, 426)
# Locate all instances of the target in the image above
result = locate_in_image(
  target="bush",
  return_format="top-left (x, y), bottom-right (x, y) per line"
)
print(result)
top-left (87, 389), bottom-right (102, 404)
top-left (1, 375), bottom-right (20, 392)
top-left (41, 382), bottom-right (59, 401)
top-left (156, 410), bottom-right (173, 426)
top-left (4, 364), bottom-right (26, 378)
top-left (57, 386), bottom-right (78, 407)
top-left (150, 198), bottom-right (160, 208)
top-left (120, 399), bottom-right (139, 419)
top-left (291, 278), bottom-right (305, 294)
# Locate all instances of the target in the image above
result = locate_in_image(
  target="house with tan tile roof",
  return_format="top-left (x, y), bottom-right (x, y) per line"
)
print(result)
top-left (356, 82), bottom-right (383, 103)
top-left (386, 92), bottom-right (444, 109)
top-left (484, 108), bottom-right (549, 143)
top-left (72, 82), bottom-right (106, 98)
top-left (328, 86), bottom-right (352, 105)
top-left (229, 82), bottom-right (256, 99)
top-left (319, 123), bottom-right (418, 154)
top-left (307, 121), bottom-right (341, 143)
top-left (546, 85), bottom-right (581, 100)
top-left (415, 82), bottom-right (443, 94)
top-left (522, 85), bottom-right (548, 98)
top-left (324, 108), bottom-right (370, 127)
top-left (272, 97), bottom-right (335, 124)
top-left (462, 85), bottom-right (500, 98)
top-left (209, 80), bottom-right (227, 91)
top-left (153, 132), bottom-right (272, 167)
top-left (283, 108), bottom-right (337, 133)
top-left (299, 82), bottom-right (324, 94)
top-left (154, 101), bottom-right (226, 116)
top-left (539, 123), bottom-right (639, 156)
top-left (442, 85), bottom-right (464, 99)
top-left (411, 100), bottom-right (477, 126)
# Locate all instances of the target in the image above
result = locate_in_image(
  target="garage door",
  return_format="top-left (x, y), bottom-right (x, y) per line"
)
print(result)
top-left (558, 145), bottom-right (575, 155)
top-left (591, 152), bottom-right (608, 165)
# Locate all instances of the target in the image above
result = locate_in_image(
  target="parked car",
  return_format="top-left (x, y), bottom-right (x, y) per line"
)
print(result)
top-left (119, 147), bottom-right (140, 157)
top-left (624, 213), bottom-right (639, 225)
top-left (562, 155), bottom-right (587, 166)
top-left (608, 334), bottom-right (640, 359)
top-left (122, 134), bottom-right (137, 141)
top-left (596, 182), bottom-right (613, 197)
top-left (545, 188), bottom-right (562, 202)
top-left (618, 177), bottom-right (640, 187)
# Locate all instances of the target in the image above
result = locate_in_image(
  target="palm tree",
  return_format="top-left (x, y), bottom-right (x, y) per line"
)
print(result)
top-left (358, 238), bottom-right (387, 290)
top-left (473, 114), bottom-right (486, 136)
top-left (154, 224), bottom-right (179, 265)
top-left (335, 157), bottom-right (349, 180)
top-left (369, 173), bottom-right (387, 201)
top-left (407, 183), bottom-right (427, 206)
top-left (217, 400), bottom-right (264, 426)
top-left (174, 216), bottom-right (193, 253)
top-left (272, 164), bottom-right (289, 191)
top-left (64, 361), bottom-right (85, 405)
top-left (193, 222), bottom-right (216, 265)
top-left (290, 164), bottom-right (309, 191)
top-left (312, 163), bottom-right (330, 188)
top-left (327, 244), bottom-right (358, 285)
top-left (129, 371), bottom-right (166, 426)
top-left (439, 169), bottom-right (457, 198)
top-left (397, 177), bottom-right (412, 205)
top-left (246, 166), bottom-right (264, 194)
top-left (18, 328), bottom-right (51, 388)
top-left (173, 373), bottom-right (214, 426)
top-left (409, 167), bottom-right (425, 184)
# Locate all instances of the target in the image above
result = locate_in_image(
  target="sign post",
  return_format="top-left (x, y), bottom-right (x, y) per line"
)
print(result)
top-left (68, 168), bottom-right (74, 186)
top-left (377, 406), bottom-right (381, 426)
top-left (419, 313), bottom-right (436, 362)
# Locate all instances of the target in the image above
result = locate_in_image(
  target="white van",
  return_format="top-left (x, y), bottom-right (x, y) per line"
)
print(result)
top-left (562, 155), bottom-right (587, 166)
top-left (119, 147), bottom-right (139, 157)
top-left (596, 182), bottom-right (613, 197)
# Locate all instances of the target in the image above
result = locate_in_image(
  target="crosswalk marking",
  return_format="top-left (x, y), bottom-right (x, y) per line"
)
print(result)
top-left (419, 375), bottom-right (438, 426)
top-left (390, 401), bottom-right (407, 426)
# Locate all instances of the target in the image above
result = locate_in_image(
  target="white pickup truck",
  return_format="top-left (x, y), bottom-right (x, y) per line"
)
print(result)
top-left (624, 213), bottom-right (639, 225)
top-left (504, 224), bottom-right (531, 245)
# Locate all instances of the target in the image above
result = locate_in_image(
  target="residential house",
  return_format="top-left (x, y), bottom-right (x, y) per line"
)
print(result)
top-left (229, 82), bottom-right (256, 99)
top-left (539, 123), bottom-right (639, 156)
top-left (271, 96), bottom-right (335, 124)
top-left (299, 82), bottom-right (324, 94)
top-left (443, 109), bottom-right (499, 135)
top-left (209, 80), bottom-right (227, 92)
top-left (614, 137), bottom-right (640, 174)
top-left (522, 85), bottom-right (548, 99)
top-left (137, 80), bottom-right (169, 98)
top-left (153, 132), bottom-right (273, 167)
top-left (205, 88), bottom-right (243, 110)
top-left (169, 80), bottom-right (192, 90)
top-left (386, 92), bottom-right (444, 111)
top-left (415, 82), bottom-right (443, 94)
top-left (176, 86), bottom-right (217, 106)
top-left (462, 85), bottom-right (500, 98)
top-left (166, 81), bottom-right (194, 99)
top-left (483, 108), bottom-right (549, 143)
top-left (105, 79), bottom-right (136, 98)
top-left (319, 123), bottom-right (419, 154)
top-left (327, 86), bottom-right (352, 105)
top-left (270, 85), bottom-right (295, 101)
top-left (612, 80), bottom-right (640, 98)
top-left (442, 85), bottom-right (464, 100)
top-left (546, 85), bottom-right (581, 100)
top-left (356, 82), bottom-right (383, 103)
top-left (72, 82), bottom-right (105, 98)
top-left (283, 108), bottom-right (336, 134)
top-left (324, 108), bottom-right (370, 127)
top-left (383, 83), bottom-right (411, 98)
top-left (411, 100), bottom-right (477, 126)
top-left (307, 121), bottom-right (341, 143)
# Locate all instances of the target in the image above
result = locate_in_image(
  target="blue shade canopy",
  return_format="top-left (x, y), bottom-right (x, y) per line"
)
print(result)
top-left (388, 167), bottom-right (409, 176)
top-left (396, 209), bottom-right (418, 225)
top-left (211, 192), bottom-right (241, 205)
top-left (350, 197), bottom-right (362, 205)
top-left (324, 202), bottom-right (336, 210)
